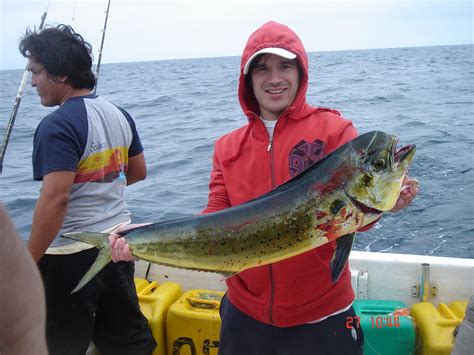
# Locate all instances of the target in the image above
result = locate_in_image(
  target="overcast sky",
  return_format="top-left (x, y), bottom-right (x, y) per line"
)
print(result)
top-left (1, 0), bottom-right (472, 71)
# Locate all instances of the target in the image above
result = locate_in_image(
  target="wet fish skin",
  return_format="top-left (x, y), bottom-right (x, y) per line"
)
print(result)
top-left (63, 131), bottom-right (416, 293)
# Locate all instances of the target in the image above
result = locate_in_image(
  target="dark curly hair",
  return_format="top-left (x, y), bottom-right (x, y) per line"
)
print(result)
top-left (19, 24), bottom-right (96, 90)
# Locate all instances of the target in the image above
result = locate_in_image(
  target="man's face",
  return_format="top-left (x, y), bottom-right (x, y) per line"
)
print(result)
top-left (250, 54), bottom-right (300, 121)
top-left (29, 60), bottom-right (66, 107)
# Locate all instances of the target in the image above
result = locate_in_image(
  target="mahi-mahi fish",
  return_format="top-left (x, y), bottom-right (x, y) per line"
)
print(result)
top-left (64, 131), bottom-right (416, 293)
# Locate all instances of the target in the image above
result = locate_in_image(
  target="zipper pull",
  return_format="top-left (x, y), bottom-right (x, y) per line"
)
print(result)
top-left (267, 137), bottom-right (273, 152)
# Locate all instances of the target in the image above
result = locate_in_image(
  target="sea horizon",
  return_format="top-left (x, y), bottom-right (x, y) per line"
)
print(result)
top-left (1, 43), bottom-right (471, 73)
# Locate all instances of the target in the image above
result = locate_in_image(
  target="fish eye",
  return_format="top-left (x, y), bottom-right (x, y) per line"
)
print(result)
top-left (373, 158), bottom-right (385, 170)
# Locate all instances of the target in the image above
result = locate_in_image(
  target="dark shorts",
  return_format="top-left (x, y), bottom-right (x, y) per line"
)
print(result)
top-left (218, 295), bottom-right (364, 355)
top-left (39, 248), bottom-right (156, 355)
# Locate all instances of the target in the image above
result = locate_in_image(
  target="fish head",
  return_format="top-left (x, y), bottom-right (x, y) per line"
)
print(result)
top-left (344, 131), bottom-right (416, 213)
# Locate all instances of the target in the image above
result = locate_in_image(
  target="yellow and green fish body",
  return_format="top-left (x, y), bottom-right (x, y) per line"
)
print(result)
top-left (64, 131), bottom-right (416, 293)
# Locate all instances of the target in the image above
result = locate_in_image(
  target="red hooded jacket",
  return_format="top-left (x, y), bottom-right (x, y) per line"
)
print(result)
top-left (203, 21), bottom-right (359, 327)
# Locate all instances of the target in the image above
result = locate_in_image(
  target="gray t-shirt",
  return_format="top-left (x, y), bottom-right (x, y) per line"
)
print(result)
top-left (32, 94), bottom-right (143, 247)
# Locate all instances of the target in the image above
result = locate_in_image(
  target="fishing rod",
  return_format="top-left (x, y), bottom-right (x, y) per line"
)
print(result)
top-left (93, 0), bottom-right (112, 94)
top-left (0, 9), bottom-right (49, 175)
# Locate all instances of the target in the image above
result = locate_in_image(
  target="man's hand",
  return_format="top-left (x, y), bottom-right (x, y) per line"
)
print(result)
top-left (108, 223), bottom-right (150, 262)
top-left (390, 175), bottom-right (419, 213)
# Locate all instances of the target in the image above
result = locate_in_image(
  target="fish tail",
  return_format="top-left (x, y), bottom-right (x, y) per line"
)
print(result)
top-left (62, 232), bottom-right (111, 294)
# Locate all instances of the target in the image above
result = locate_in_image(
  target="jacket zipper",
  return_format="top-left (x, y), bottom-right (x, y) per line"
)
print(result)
top-left (267, 136), bottom-right (273, 152)
top-left (267, 121), bottom-right (277, 324)
top-left (255, 111), bottom-right (289, 324)
top-left (269, 264), bottom-right (275, 324)
top-left (267, 137), bottom-right (276, 189)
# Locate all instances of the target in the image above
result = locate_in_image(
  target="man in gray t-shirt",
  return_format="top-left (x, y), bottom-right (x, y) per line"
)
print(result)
top-left (19, 24), bottom-right (156, 354)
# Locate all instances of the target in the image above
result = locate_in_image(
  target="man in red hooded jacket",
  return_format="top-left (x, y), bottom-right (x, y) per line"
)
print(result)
top-left (199, 21), bottom-right (418, 355)
top-left (110, 21), bottom-right (418, 354)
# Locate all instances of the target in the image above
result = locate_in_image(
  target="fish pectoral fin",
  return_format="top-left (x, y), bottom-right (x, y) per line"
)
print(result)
top-left (330, 233), bottom-right (356, 283)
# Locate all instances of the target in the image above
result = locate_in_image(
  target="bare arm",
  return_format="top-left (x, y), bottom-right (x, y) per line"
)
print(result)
top-left (126, 152), bottom-right (146, 186)
top-left (0, 204), bottom-right (47, 355)
top-left (28, 171), bottom-right (75, 262)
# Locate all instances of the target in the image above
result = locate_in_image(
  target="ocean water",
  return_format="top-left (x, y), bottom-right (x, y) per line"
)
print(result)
top-left (0, 45), bottom-right (473, 259)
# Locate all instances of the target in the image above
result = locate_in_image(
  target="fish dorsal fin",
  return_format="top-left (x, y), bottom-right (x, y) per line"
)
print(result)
top-left (240, 139), bottom-right (349, 205)
top-left (118, 217), bottom-right (191, 236)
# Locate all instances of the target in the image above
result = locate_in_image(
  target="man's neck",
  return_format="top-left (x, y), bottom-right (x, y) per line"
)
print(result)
top-left (60, 88), bottom-right (92, 106)
top-left (260, 116), bottom-right (277, 122)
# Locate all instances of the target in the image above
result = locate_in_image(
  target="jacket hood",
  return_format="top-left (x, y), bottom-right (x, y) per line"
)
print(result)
top-left (238, 21), bottom-right (311, 120)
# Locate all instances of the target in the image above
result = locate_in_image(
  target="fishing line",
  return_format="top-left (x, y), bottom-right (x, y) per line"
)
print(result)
top-left (72, 0), bottom-right (79, 22)
top-left (0, 0), bottom-right (51, 175)
top-left (93, 0), bottom-right (112, 94)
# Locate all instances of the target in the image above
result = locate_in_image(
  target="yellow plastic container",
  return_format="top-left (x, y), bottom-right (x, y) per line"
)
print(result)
top-left (134, 278), bottom-right (183, 355)
top-left (411, 300), bottom-right (468, 355)
top-left (135, 277), bottom-right (151, 293)
top-left (166, 289), bottom-right (224, 355)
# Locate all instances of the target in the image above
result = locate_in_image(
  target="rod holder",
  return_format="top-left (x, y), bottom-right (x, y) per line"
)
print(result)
top-left (420, 263), bottom-right (431, 302)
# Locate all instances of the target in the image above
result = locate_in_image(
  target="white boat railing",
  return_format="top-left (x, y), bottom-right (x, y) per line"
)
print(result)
top-left (349, 251), bottom-right (473, 307)
top-left (135, 251), bottom-right (474, 307)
